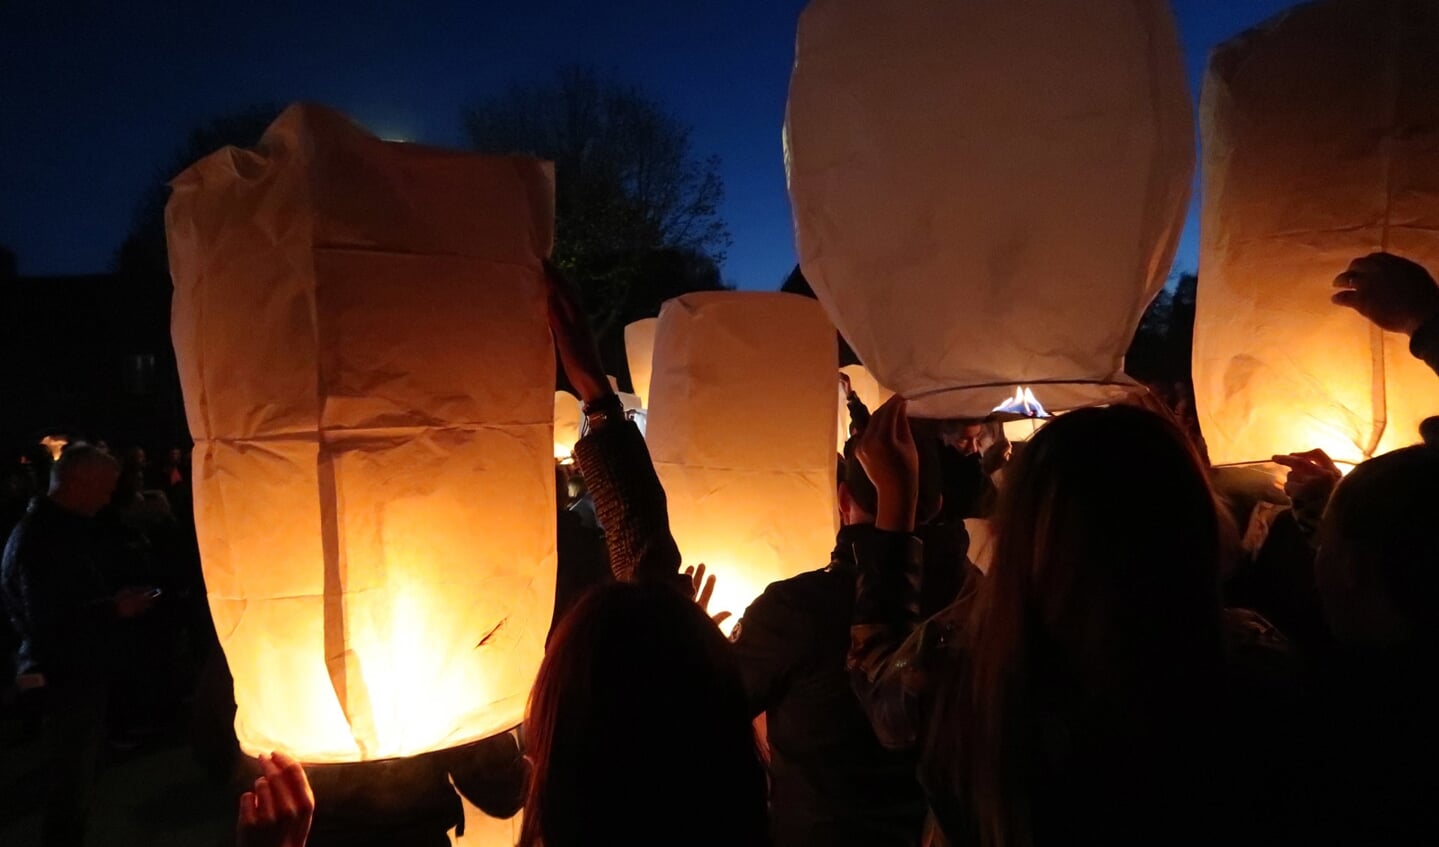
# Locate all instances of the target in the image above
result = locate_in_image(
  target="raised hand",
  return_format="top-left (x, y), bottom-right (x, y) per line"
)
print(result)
top-left (1332, 252), bottom-right (1439, 336)
top-left (684, 563), bottom-right (732, 628)
top-left (238, 751), bottom-right (314, 847)
top-left (856, 395), bottom-right (919, 533)
top-left (542, 260), bottom-right (611, 405)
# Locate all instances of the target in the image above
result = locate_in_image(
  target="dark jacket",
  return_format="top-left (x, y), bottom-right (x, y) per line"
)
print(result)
top-left (732, 522), bottom-right (974, 847)
top-left (1, 497), bottom-right (117, 681)
top-left (1411, 315), bottom-right (1439, 377)
top-left (847, 531), bottom-right (1304, 846)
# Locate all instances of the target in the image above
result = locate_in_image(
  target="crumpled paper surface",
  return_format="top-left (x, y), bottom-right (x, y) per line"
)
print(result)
top-left (167, 103), bottom-right (557, 763)
top-left (785, 0), bottom-right (1193, 418)
top-left (646, 292), bottom-right (838, 627)
top-left (1194, 0), bottom-right (1439, 466)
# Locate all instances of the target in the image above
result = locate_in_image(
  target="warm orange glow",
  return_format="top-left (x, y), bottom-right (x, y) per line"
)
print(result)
top-left (167, 104), bottom-right (557, 763)
top-left (554, 391), bottom-right (582, 461)
top-left (39, 435), bottom-right (68, 461)
top-left (648, 293), bottom-right (839, 634)
top-left (1194, 1), bottom-right (1439, 467)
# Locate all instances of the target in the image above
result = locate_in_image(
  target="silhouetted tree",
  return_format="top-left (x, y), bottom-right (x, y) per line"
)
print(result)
top-left (466, 67), bottom-right (731, 358)
top-left (115, 104), bottom-right (283, 285)
top-left (1126, 271), bottom-right (1198, 386)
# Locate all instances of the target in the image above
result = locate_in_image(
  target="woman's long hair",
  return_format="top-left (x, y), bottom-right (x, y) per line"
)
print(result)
top-left (947, 405), bottom-right (1226, 847)
top-left (520, 581), bottom-right (769, 847)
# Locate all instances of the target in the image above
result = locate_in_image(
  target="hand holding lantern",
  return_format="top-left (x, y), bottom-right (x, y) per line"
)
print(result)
top-left (238, 752), bottom-right (314, 847)
top-left (1332, 253), bottom-right (1439, 338)
top-left (856, 396), bottom-right (919, 534)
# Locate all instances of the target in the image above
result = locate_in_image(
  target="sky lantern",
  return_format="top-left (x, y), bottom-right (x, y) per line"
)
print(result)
top-left (785, 0), bottom-right (1194, 419)
top-left (647, 292), bottom-right (838, 627)
top-left (554, 391), bottom-right (582, 462)
top-left (1193, 0), bottom-right (1439, 467)
top-left (166, 103), bottom-right (557, 764)
top-left (625, 317), bottom-right (658, 410)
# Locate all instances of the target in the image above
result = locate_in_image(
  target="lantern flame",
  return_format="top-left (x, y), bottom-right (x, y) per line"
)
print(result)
top-left (992, 386), bottom-right (1049, 419)
top-left (39, 435), bottom-right (68, 461)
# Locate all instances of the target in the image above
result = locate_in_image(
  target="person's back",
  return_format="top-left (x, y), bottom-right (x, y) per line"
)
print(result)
top-left (732, 535), bottom-right (923, 846)
top-left (732, 435), bottom-right (970, 846)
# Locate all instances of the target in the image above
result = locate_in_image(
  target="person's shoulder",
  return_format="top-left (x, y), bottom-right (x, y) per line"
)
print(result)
top-left (737, 567), bottom-right (846, 628)
top-left (765, 566), bottom-right (850, 605)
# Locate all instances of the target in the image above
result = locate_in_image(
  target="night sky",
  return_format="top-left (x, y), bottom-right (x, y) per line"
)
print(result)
top-left (2, 0), bottom-right (1297, 287)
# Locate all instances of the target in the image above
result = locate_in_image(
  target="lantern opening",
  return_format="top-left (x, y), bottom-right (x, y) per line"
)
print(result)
top-left (991, 386), bottom-right (1050, 420)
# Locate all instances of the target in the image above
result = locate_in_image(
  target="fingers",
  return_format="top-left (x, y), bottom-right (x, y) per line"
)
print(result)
top-left (1272, 449), bottom-right (1339, 474)
top-left (1293, 448), bottom-right (1338, 472)
top-left (238, 791), bottom-right (259, 828)
top-left (265, 752), bottom-right (314, 821)
top-left (712, 610), bottom-right (732, 628)
top-left (1331, 288), bottom-right (1361, 309)
top-left (698, 574), bottom-right (716, 611)
top-left (253, 776), bottom-right (278, 826)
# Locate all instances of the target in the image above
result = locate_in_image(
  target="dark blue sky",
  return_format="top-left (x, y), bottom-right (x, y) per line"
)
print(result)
top-left (1, 0), bottom-right (1296, 287)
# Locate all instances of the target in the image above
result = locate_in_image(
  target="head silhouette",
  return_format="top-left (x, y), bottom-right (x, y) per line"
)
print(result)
top-left (521, 581), bottom-right (768, 847)
top-left (955, 405), bottom-right (1225, 847)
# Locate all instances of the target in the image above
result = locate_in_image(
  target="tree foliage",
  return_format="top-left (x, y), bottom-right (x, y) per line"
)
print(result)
top-left (466, 67), bottom-right (732, 358)
top-left (1126, 271), bottom-right (1199, 386)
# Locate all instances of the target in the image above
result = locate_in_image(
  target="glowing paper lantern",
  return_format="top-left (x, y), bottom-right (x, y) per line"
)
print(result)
top-left (786, 0), bottom-right (1193, 418)
top-left (167, 103), bottom-right (557, 763)
top-left (554, 391), bottom-right (582, 461)
top-left (647, 292), bottom-right (838, 625)
top-left (1193, 0), bottom-right (1439, 466)
top-left (625, 318), bottom-right (658, 409)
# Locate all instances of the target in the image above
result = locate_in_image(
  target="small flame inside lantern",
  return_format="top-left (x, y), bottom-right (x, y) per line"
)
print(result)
top-left (993, 387), bottom-right (1051, 443)
top-left (39, 435), bottom-right (69, 461)
top-left (992, 386), bottom-right (1049, 419)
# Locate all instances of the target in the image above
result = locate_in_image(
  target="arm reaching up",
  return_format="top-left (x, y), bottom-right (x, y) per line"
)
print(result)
top-left (543, 262), bottom-right (686, 592)
top-left (1333, 253), bottom-right (1439, 375)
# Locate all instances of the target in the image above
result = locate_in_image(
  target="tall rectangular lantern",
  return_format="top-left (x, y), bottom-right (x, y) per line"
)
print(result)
top-left (646, 292), bottom-right (838, 625)
top-left (1194, 0), bottom-right (1439, 465)
top-left (166, 104), bottom-right (557, 763)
